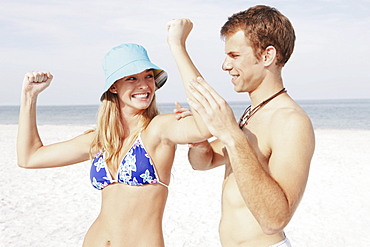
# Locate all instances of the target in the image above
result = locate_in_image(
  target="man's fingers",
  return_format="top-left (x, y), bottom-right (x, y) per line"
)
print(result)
top-left (195, 77), bottom-right (225, 105)
top-left (174, 101), bottom-right (183, 110)
top-left (173, 101), bottom-right (189, 113)
top-left (188, 78), bottom-right (218, 112)
top-left (186, 98), bottom-right (203, 116)
top-left (173, 101), bottom-right (193, 120)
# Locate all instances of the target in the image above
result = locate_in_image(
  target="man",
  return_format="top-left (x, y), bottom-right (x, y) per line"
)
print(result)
top-left (168, 5), bottom-right (315, 247)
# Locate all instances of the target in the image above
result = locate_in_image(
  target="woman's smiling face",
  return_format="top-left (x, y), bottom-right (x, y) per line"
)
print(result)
top-left (110, 69), bottom-right (156, 112)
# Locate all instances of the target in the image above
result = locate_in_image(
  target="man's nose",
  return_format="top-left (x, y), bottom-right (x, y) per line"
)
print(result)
top-left (222, 58), bottom-right (232, 71)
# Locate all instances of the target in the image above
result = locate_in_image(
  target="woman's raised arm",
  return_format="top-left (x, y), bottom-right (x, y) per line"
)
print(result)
top-left (17, 71), bottom-right (92, 169)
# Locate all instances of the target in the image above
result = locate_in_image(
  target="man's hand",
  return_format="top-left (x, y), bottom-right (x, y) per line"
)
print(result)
top-left (187, 77), bottom-right (240, 142)
top-left (173, 101), bottom-right (192, 120)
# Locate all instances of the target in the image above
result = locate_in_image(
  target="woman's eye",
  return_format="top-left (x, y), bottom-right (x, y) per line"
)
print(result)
top-left (146, 74), bottom-right (154, 79)
top-left (125, 77), bottom-right (136, 81)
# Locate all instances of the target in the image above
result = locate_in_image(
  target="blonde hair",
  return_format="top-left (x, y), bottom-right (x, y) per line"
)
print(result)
top-left (90, 90), bottom-right (159, 171)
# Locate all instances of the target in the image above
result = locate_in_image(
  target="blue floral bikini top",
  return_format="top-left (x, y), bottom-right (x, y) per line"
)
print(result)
top-left (90, 134), bottom-right (168, 190)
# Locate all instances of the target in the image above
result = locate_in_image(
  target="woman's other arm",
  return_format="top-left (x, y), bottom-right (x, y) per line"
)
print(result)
top-left (17, 71), bottom-right (92, 168)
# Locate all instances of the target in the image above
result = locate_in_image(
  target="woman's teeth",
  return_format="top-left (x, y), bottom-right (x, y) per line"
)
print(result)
top-left (133, 93), bottom-right (149, 99)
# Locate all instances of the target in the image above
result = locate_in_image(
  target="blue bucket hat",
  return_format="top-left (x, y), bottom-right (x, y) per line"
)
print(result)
top-left (101, 43), bottom-right (167, 100)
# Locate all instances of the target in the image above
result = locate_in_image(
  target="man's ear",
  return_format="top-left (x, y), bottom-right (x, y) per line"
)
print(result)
top-left (262, 46), bottom-right (277, 66)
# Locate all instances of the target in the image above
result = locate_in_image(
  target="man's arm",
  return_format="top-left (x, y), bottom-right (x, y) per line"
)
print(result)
top-left (172, 102), bottom-right (226, 170)
top-left (225, 113), bottom-right (314, 233)
top-left (188, 139), bottom-right (226, 170)
top-left (186, 77), bottom-right (315, 234)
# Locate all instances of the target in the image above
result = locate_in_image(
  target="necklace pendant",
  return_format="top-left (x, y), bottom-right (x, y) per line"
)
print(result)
top-left (238, 106), bottom-right (251, 129)
top-left (238, 88), bottom-right (287, 130)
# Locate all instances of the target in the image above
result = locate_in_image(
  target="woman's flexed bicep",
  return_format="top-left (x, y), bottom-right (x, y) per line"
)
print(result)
top-left (148, 114), bottom-right (211, 146)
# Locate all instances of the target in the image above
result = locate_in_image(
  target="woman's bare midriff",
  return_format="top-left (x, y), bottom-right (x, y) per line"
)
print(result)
top-left (82, 183), bottom-right (168, 247)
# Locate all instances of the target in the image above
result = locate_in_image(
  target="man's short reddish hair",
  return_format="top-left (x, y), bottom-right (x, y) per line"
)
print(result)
top-left (221, 5), bottom-right (296, 67)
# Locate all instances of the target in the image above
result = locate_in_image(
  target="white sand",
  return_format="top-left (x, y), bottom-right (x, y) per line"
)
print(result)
top-left (1, 125), bottom-right (369, 246)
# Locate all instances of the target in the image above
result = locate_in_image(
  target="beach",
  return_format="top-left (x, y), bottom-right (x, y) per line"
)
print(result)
top-left (1, 124), bottom-right (369, 246)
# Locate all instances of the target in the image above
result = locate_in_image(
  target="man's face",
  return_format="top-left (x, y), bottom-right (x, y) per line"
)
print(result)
top-left (222, 31), bottom-right (264, 93)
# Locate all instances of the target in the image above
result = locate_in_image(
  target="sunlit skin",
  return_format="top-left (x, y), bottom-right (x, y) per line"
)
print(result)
top-left (221, 31), bottom-right (287, 109)
top-left (17, 34), bottom-right (213, 245)
top-left (222, 31), bottom-right (266, 94)
top-left (110, 69), bottom-right (156, 116)
top-left (168, 19), bottom-right (315, 246)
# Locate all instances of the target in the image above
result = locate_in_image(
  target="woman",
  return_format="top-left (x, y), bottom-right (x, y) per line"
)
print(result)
top-left (17, 21), bottom-right (210, 246)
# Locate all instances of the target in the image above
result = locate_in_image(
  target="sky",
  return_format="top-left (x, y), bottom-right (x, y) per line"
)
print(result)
top-left (1, 0), bottom-right (369, 105)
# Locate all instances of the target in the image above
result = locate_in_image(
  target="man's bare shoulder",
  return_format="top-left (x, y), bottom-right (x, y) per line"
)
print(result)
top-left (268, 101), bottom-right (315, 151)
top-left (271, 101), bottom-right (312, 130)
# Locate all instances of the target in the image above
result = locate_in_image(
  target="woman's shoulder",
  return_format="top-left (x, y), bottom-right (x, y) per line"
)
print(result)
top-left (72, 129), bottom-right (96, 151)
top-left (149, 113), bottom-right (177, 127)
top-left (144, 113), bottom-right (177, 141)
top-left (139, 114), bottom-right (175, 149)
